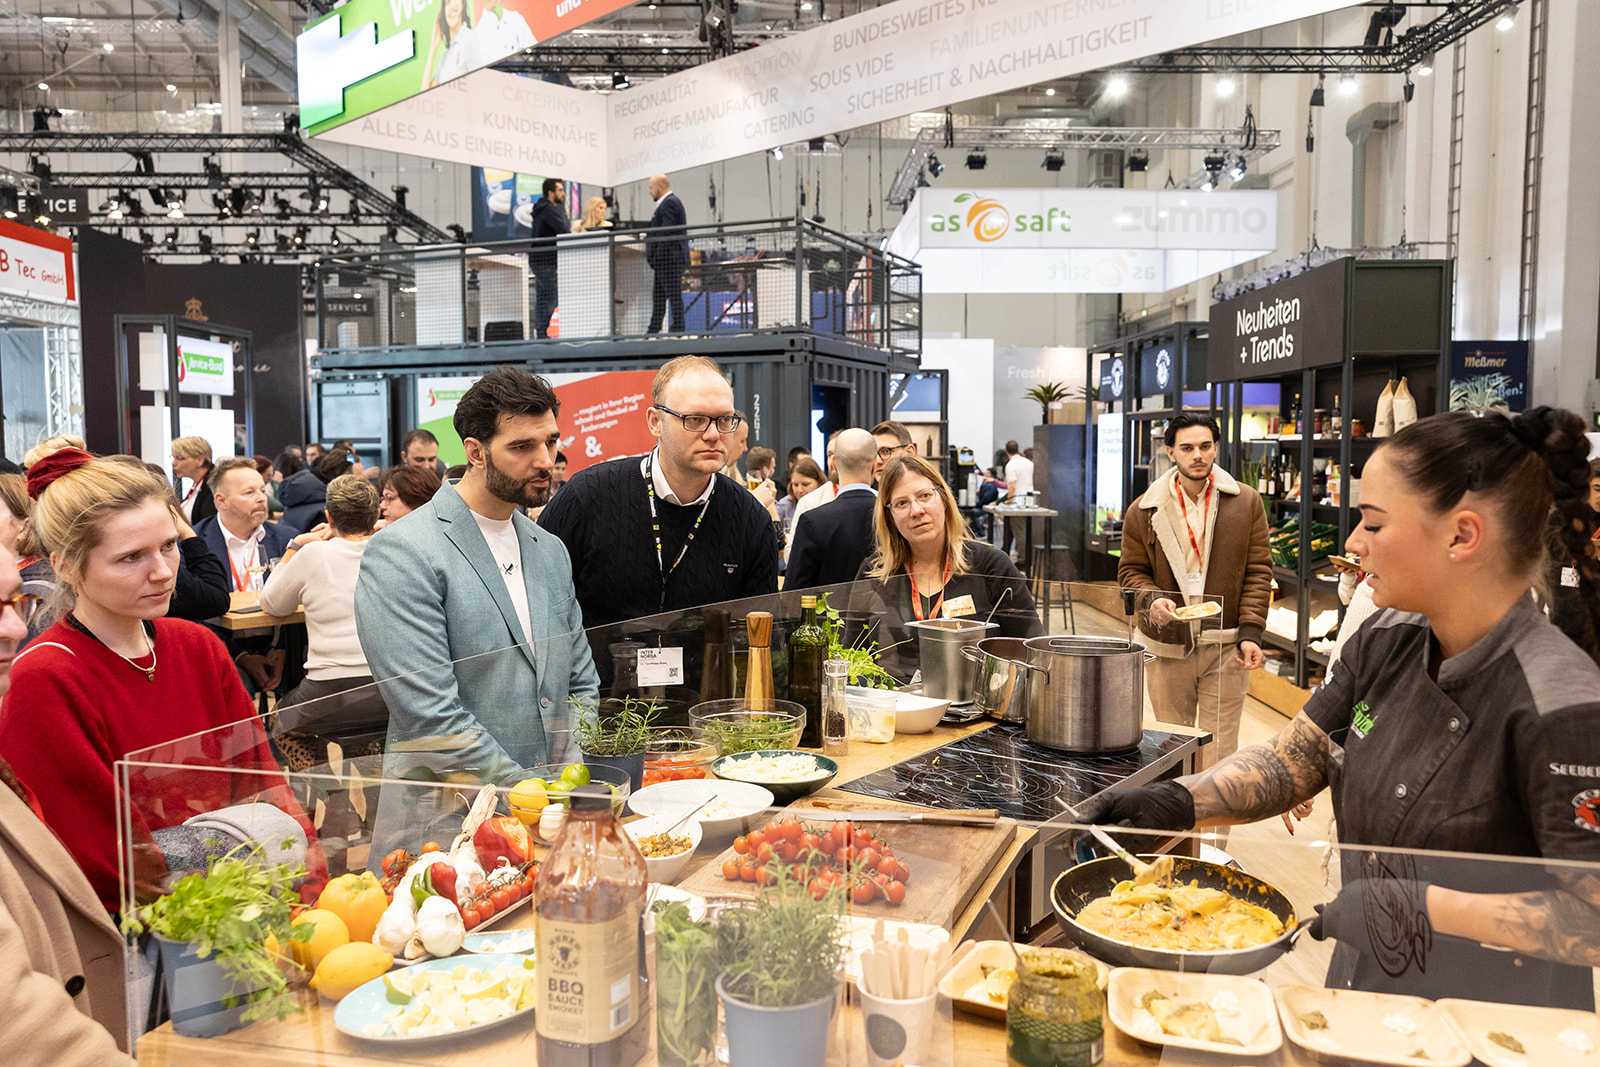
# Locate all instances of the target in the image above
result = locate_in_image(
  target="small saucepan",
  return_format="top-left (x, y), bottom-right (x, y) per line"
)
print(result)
top-left (1051, 854), bottom-right (1312, 975)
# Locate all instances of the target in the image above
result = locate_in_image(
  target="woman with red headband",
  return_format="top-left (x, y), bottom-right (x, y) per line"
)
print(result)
top-left (0, 449), bottom-right (324, 913)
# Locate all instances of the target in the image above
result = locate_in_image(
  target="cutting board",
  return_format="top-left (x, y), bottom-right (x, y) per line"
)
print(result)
top-left (676, 797), bottom-right (1017, 929)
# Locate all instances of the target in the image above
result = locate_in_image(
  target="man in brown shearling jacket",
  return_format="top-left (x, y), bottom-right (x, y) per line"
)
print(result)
top-left (1118, 413), bottom-right (1273, 761)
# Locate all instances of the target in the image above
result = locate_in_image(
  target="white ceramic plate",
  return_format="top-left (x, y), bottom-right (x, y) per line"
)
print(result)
top-left (335, 954), bottom-right (536, 1042)
top-left (1437, 998), bottom-right (1600, 1067)
top-left (937, 941), bottom-right (1108, 1021)
top-left (627, 779), bottom-right (774, 839)
top-left (461, 928), bottom-right (536, 955)
top-left (1108, 966), bottom-right (1282, 1056)
top-left (1275, 985), bottom-right (1470, 1066)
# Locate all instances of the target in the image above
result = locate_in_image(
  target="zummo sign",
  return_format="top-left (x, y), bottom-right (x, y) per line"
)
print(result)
top-left (918, 189), bottom-right (1277, 251)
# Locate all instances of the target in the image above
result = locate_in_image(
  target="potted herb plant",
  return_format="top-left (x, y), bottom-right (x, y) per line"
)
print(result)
top-left (714, 866), bottom-right (847, 1067)
top-left (1024, 381), bottom-right (1072, 424)
top-left (571, 694), bottom-right (661, 791)
top-left (122, 839), bottom-right (310, 1038)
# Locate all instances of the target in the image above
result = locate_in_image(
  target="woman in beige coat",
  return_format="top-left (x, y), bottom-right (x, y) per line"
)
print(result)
top-left (0, 539), bottom-right (132, 1064)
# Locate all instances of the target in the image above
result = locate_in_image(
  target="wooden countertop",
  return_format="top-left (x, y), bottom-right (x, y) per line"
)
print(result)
top-left (212, 590), bottom-right (305, 629)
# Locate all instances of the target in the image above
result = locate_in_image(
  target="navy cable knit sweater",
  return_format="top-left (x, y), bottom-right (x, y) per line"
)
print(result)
top-left (537, 456), bottom-right (779, 628)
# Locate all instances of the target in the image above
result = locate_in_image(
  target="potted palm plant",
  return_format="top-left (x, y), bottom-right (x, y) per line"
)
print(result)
top-left (1024, 381), bottom-right (1072, 424)
top-left (714, 865), bottom-right (847, 1067)
top-left (571, 694), bottom-right (661, 791)
top-left (122, 840), bottom-right (310, 1038)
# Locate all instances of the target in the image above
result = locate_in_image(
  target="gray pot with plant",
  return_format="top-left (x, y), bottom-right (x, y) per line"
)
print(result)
top-left (124, 841), bottom-right (309, 1038)
top-left (572, 695), bottom-right (661, 791)
top-left (714, 867), bottom-right (847, 1067)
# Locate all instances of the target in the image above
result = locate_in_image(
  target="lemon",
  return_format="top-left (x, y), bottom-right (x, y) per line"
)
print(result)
top-left (459, 973), bottom-right (510, 1001)
top-left (309, 941), bottom-right (393, 1001)
top-left (509, 777), bottom-right (549, 812)
top-left (289, 908), bottom-right (351, 971)
top-left (560, 762), bottom-right (590, 787)
top-left (383, 969), bottom-right (430, 1005)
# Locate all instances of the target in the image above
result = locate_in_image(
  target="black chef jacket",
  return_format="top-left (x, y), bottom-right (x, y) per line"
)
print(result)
top-left (1305, 594), bottom-right (1600, 1008)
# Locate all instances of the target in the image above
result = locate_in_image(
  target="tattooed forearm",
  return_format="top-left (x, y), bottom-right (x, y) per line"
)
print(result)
top-left (1464, 872), bottom-right (1600, 968)
top-left (1178, 713), bottom-right (1331, 825)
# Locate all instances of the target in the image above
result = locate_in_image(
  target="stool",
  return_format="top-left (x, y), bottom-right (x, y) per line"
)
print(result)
top-left (1028, 544), bottom-right (1079, 632)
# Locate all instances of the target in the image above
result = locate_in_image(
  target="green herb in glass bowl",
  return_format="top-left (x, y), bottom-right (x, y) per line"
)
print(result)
top-left (688, 700), bottom-right (805, 755)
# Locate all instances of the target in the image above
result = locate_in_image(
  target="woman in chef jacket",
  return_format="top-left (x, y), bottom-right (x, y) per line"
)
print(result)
top-left (1084, 406), bottom-right (1600, 1010)
top-left (421, 0), bottom-right (476, 89)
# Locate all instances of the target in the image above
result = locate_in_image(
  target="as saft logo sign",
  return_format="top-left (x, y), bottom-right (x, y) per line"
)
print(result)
top-left (296, 13), bottom-right (415, 128)
top-left (930, 193), bottom-right (1071, 243)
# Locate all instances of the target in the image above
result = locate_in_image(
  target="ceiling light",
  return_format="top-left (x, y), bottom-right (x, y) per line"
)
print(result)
top-left (1228, 156), bottom-right (1246, 181)
top-left (771, 146), bottom-right (783, 160)
top-left (927, 153), bottom-right (945, 178)
top-left (331, 229), bottom-right (343, 249)
top-left (1215, 76), bottom-right (1235, 98)
top-left (915, 169), bottom-right (930, 189)
top-left (1417, 51), bottom-right (1435, 76)
top-left (1497, 4), bottom-right (1517, 31)
top-left (1044, 87), bottom-right (1055, 97)
top-left (1042, 148), bottom-right (1065, 172)
top-left (292, 226), bottom-right (306, 246)
top-left (1339, 72), bottom-right (1357, 95)
top-left (102, 41), bottom-right (114, 51)
top-left (165, 229), bottom-right (178, 248)
top-left (1105, 76), bottom-right (1128, 99)
top-left (104, 194), bottom-right (125, 221)
top-left (1309, 73), bottom-right (1325, 107)
top-left (1126, 150), bottom-right (1149, 173)
top-left (166, 83), bottom-right (177, 93)
top-left (1202, 154), bottom-right (1225, 192)
top-left (661, 47), bottom-right (669, 54)
top-left (800, 0), bottom-right (813, 9)
top-left (33, 210), bottom-right (51, 227)
top-left (198, 233), bottom-right (213, 256)
top-left (612, 70), bottom-right (629, 89)
top-left (246, 229), bottom-right (259, 245)
top-left (966, 151), bottom-right (987, 170)
top-left (140, 229), bottom-right (154, 248)
top-left (37, 81), bottom-right (49, 91)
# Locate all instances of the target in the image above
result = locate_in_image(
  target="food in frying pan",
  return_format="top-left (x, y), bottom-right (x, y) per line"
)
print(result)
top-left (1076, 878), bottom-right (1285, 952)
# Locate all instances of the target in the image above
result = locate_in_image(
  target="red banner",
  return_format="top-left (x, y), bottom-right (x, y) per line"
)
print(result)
top-left (553, 369), bottom-right (658, 476)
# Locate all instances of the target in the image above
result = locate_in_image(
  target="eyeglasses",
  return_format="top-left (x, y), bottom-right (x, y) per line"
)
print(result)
top-left (654, 405), bottom-right (741, 434)
top-left (381, 490), bottom-right (400, 502)
top-left (0, 591), bottom-right (40, 627)
top-left (876, 443), bottom-right (912, 460)
top-left (888, 488), bottom-right (940, 515)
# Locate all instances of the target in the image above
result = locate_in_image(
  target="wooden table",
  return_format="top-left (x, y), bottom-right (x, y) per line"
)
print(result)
top-left (984, 504), bottom-right (1058, 577)
top-left (212, 590), bottom-right (305, 630)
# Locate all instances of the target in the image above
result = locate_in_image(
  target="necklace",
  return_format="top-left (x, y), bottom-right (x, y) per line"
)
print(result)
top-left (113, 627), bottom-right (157, 682)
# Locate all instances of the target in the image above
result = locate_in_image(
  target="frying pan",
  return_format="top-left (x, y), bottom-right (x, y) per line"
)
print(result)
top-left (1051, 854), bottom-right (1312, 975)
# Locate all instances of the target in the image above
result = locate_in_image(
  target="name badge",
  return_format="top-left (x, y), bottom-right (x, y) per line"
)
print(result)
top-left (1562, 566), bottom-right (1580, 589)
top-left (637, 647), bottom-right (684, 687)
top-left (1184, 573), bottom-right (1205, 598)
top-left (943, 594), bottom-right (977, 618)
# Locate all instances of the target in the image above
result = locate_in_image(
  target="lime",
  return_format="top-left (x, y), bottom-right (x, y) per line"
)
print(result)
top-left (560, 763), bottom-right (590, 786)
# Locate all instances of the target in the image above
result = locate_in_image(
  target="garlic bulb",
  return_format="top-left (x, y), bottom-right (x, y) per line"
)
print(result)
top-left (373, 895), bottom-right (417, 954)
top-left (416, 894), bottom-right (466, 958)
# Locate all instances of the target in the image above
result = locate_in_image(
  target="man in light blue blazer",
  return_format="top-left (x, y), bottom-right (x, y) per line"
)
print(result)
top-left (355, 369), bottom-right (598, 826)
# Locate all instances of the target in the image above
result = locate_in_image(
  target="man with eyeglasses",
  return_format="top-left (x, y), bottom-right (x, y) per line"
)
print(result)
top-left (540, 355), bottom-right (778, 628)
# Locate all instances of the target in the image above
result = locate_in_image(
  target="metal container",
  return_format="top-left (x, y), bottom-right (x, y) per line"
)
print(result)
top-left (908, 618), bottom-right (997, 705)
top-left (960, 637), bottom-right (1046, 723)
top-left (1022, 635), bottom-right (1152, 752)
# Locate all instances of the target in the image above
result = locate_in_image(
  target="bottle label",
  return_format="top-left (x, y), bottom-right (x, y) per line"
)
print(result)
top-left (1007, 1013), bottom-right (1103, 1067)
top-left (536, 909), bottom-right (640, 1044)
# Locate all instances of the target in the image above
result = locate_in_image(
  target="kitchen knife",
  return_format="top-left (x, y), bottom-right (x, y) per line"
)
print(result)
top-left (795, 808), bottom-right (1000, 827)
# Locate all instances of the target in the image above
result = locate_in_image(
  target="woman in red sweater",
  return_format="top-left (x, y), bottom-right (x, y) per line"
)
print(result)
top-left (0, 450), bottom-right (323, 913)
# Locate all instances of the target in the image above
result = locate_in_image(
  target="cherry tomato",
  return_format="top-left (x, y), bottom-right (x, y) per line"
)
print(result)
top-left (476, 900), bottom-right (496, 924)
top-left (852, 880), bottom-right (876, 905)
top-left (733, 835), bottom-right (750, 856)
top-left (723, 859), bottom-right (741, 880)
top-left (777, 817), bottom-right (802, 841)
top-left (421, 841), bottom-right (441, 854)
top-left (463, 909), bottom-right (482, 930)
top-left (740, 860), bottom-right (758, 882)
top-left (818, 867), bottom-right (839, 886)
top-left (896, 862), bottom-right (910, 884)
top-left (884, 880), bottom-right (906, 906)
top-left (778, 840), bottom-right (800, 863)
top-left (381, 848), bottom-right (413, 877)
top-left (859, 847), bottom-right (880, 871)
top-left (877, 857), bottom-right (899, 881)
top-left (746, 830), bottom-right (768, 852)
top-left (799, 832), bottom-right (821, 855)
top-left (750, 842), bottom-right (770, 864)
top-left (852, 828), bottom-right (875, 850)
top-left (836, 845), bottom-right (855, 867)
top-left (808, 878), bottom-right (828, 901)
top-left (490, 887), bottom-right (512, 911)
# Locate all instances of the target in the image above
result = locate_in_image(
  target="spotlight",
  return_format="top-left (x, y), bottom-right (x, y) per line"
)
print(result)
top-left (275, 231), bottom-right (291, 252)
top-left (0, 188), bottom-right (16, 219)
top-left (292, 226), bottom-right (307, 246)
top-left (771, 146), bottom-right (784, 160)
top-left (1497, 3), bottom-right (1517, 31)
top-left (282, 112), bottom-right (300, 133)
top-left (1201, 154), bottom-right (1225, 192)
top-left (965, 151), bottom-right (987, 170)
top-left (1215, 76), bottom-right (1236, 98)
top-left (612, 70), bottom-right (630, 89)
top-left (392, 185), bottom-right (408, 210)
top-left (927, 153), bottom-right (945, 177)
top-left (447, 223), bottom-right (466, 242)
top-left (165, 83), bottom-right (177, 93)
top-left (203, 156), bottom-right (223, 185)
top-left (274, 195), bottom-right (293, 217)
top-left (213, 192), bottom-right (231, 217)
top-left (301, 181), bottom-right (328, 213)
top-left (32, 205), bottom-right (50, 227)
top-left (37, 81), bottom-right (49, 92)
top-left (1309, 74), bottom-right (1325, 107)
top-left (915, 169), bottom-right (931, 189)
top-left (1044, 87), bottom-right (1055, 97)
top-left (165, 191), bottom-right (184, 219)
top-left (246, 229), bottom-right (260, 246)
top-left (1418, 51), bottom-right (1435, 76)
top-left (139, 229), bottom-right (154, 249)
top-left (1042, 149), bottom-right (1065, 173)
top-left (164, 229), bottom-right (178, 248)
top-left (1228, 156), bottom-right (1246, 181)
top-left (1105, 75), bottom-right (1128, 100)
top-left (1339, 72), bottom-right (1357, 96)
top-left (1363, 3), bottom-right (1404, 49)
top-left (198, 233), bottom-right (214, 256)
top-left (1403, 78), bottom-right (1415, 103)
top-left (102, 41), bottom-right (114, 51)
top-left (104, 194), bottom-right (125, 221)
top-left (331, 228), bottom-right (343, 249)
top-left (348, 202), bottom-right (362, 224)
top-left (1126, 151), bottom-right (1149, 173)
top-left (808, 137), bottom-right (826, 153)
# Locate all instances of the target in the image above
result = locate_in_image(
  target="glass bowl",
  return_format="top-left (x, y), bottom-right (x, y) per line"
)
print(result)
top-left (688, 699), bottom-right (805, 755)
top-left (642, 727), bottom-right (721, 788)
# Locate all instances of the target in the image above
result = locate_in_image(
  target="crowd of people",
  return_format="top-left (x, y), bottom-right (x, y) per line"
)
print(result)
top-left (0, 353), bottom-right (1598, 1050)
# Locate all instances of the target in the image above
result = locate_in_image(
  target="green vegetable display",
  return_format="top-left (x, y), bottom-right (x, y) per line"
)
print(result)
top-left (654, 902), bottom-right (721, 1067)
top-left (570, 695), bottom-right (663, 756)
top-left (812, 592), bottom-right (900, 689)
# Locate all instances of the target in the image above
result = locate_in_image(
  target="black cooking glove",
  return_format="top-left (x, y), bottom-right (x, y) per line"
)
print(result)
top-left (1308, 877), bottom-right (1433, 970)
top-left (1075, 780), bottom-right (1196, 831)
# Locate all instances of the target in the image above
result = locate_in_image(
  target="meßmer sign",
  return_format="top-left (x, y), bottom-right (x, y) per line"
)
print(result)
top-left (1207, 257), bottom-right (1347, 383)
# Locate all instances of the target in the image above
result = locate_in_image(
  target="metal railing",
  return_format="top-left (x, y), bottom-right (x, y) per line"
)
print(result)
top-left (313, 217), bottom-right (921, 357)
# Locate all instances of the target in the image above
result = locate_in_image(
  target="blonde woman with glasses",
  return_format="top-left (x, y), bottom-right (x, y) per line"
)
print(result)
top-left (848, 455), bottom-right (1041, 683)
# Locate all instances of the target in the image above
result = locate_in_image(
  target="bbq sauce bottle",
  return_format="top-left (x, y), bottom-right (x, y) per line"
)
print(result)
top-left (535, 785), bottom-right (650, 1067)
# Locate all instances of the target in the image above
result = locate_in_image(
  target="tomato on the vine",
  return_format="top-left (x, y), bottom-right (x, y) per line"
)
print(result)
top-left (851, 879), bottom-right (876, 905)
top-left (491, 887), bottom-right (514, 911)
top-left (421, 841), bottom-right (442, 854)
top-left (740, 860), bottom-right (758, 883)
top-left (799, 832), bottom-right (822, 855)
top-left (884, 880), bottom-right (907, 906)
top-left (723, 859), bottom-right (741, 880)
top-left (808, 878), bottom-right (829, 901)
top-left (755, 842), bottom-right (774, 864)
top-left (732, 835), bottom-right (750, 856)
top-left (463, 909), bottom-right (481, 930)
top-left (859, 847), bottom-right (881, 872)
top-left (746, 830), bottom-right (768, 852)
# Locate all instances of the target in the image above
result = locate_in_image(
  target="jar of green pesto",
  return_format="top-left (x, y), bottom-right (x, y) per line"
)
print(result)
top-left (1005, 947), bottom-right (1104, 1067)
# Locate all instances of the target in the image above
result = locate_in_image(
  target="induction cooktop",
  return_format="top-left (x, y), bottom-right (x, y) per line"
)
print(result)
top-left (838, 722), bottom-right (1197, 825)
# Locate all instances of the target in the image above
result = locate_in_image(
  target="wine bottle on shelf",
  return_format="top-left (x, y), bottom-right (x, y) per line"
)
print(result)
top-left (1257, 458), bottom-right (1270, 497)
top-left (1331, 394), bottom-right (1343, 433)
top-left (1287, 394), bottom-right (1301, 436)
top-left (744, 611), bottom-right (775, 711)
top-left (786, 596), bottom-right (827, 748)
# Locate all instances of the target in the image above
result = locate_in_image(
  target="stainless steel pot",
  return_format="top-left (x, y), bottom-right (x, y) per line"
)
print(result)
top-left (960, 637), bottom-right (1047, 723)
top-left (907, 618), bottom-right (997, 705)
top-left (1022, 635), bottom-right (1154, 752)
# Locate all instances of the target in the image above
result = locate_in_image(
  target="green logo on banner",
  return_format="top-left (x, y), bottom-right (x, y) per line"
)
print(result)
top-left (297, 12), bottom-right (416, 129)
top-left (182, 351), bottom-right (226, 376)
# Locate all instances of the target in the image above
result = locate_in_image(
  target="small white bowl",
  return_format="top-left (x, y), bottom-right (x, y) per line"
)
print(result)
top-left (894, 691), bottom-right (950, 734)
top-left (628, 778), bottom-right (775, 839)
top-left (624, 814), bottom-right (703, 885)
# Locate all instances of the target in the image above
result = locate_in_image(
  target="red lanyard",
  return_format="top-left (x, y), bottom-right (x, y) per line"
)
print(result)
top-left (907, 553), bottom-right (952, 621)
top-left (15, 556), bottom-right (40, 571)
top-left (1176, 473), bottom-right (1213, 562)
top-left (228, 540), bottom-right (257, 591)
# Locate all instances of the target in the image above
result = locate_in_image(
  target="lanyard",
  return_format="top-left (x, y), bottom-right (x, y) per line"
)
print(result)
top-left (228, 538), bottom-right (258, 592)
top-left (644, 452), bottom-right (714, 610)
top-left (1176, 473), bottom-right (1213, 564)
top-left (906, 552), bottom-right (952, 622)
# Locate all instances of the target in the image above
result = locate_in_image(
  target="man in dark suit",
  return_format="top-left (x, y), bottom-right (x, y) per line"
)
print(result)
top-left (529, 177), bottom-right (569, 338)
top-left (785, 428), bottom-right (878, 590)
top-left (645, 173), bottom-right (690, 333)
